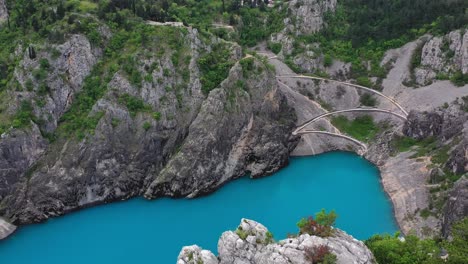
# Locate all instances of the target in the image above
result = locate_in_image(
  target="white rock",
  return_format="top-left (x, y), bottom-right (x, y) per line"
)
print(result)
top-left (178, 219), bottom-right (375, 264)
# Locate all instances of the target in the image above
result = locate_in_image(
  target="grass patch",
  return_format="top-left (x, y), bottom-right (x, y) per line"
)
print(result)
top-left (331, 115), bottom-right (379, 142)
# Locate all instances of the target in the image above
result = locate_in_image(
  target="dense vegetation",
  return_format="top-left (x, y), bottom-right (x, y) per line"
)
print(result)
top-left (366, 218), bottom-right (468, 264)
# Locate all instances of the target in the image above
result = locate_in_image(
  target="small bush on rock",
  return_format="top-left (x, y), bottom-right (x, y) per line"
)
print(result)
top-left (304, 245), bottom-right (337, 264)
top-left (297, 209), bottom-right (337, 237)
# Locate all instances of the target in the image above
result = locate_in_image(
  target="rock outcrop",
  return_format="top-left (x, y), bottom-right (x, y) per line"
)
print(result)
top-left (0, 217), bottom-right (16, 240)
top-left (414, 30), bottom-right (468, 86)
top-left (0, 124), bottom-right (47, 199)
top-left (12, 34), bottom-right (103, 132)
top-left (442, 176), bottom-right (468, 238)
top-left (0, 33), bottom-right (104, 201)
top-left (178, 219), bottom-right (375, 264)
top-left (403, 111), bottom-right (443, 140)
top-left (285, 0), bottom-right (337, 36)
top-left (270, 0), bottom-right (339, 72)
top-left (0, 0), bottom-right (8, 24)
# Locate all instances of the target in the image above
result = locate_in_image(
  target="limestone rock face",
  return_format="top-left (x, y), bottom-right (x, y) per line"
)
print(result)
top-left (0, 0), bottom-right (8, 24)
top-left (0, 33), bottom-right (103, 204)
top-left (178, 219), bottom-right (375, 264)
top-left (414, 30), bottom-right (468, 86)
top-left (12, 34), bottom-right (102, 132)
top-left (0, 124), bottom-right (47, 198)
top-left (285, 0), bottom-right (337, 36)
top-left (442, 176), bottom-right (468, 238)
top-left (403, 111), bottom-right (443, 140)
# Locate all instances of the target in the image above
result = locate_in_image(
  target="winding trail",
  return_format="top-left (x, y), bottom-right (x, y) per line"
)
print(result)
top-left (293, 108), bottom-right (408, 135)
top-left (277, 75), bottom-right (409, 116)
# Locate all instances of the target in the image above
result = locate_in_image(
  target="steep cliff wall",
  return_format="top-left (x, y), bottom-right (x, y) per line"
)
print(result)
top-left (0, 25), bottom-right (297, 225)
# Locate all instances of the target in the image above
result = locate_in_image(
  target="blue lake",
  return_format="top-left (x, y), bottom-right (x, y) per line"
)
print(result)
top-left (0, 152), bottom-right (397, 264)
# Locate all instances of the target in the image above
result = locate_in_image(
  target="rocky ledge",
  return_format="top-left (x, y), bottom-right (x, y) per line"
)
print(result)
top-left (177, 219), bottom-right (374, 264)
top-left (0, 217), bottom-right (16, 240)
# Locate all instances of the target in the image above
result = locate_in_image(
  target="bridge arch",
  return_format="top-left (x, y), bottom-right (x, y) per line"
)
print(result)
top-left (295, 130), bottom-right (367, 152)
top-left (276, 75), bottom-right (409, 116)
top-left (293, 108), bottom-right (407, 135)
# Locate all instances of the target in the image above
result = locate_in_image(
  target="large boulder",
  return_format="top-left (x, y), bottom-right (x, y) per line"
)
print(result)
top-left (403, 111), bottom-right (443, 140)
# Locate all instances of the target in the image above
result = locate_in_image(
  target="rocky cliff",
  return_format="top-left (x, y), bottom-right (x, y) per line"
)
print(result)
top-left (285, 0), bottom-right (337, 36)
top-left (413, 30), bottom-right (468, 86)
top-left (177, 219), bottom-right (375, 264)
top-left (0, 33), bottom-right (105, 199)
top-left (270, 0), bottom-right (338, 70)
top-left (0, 24), bottom-right (297, 226)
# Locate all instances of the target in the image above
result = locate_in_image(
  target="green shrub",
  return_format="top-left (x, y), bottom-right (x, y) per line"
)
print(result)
top-left (239, 57), bottom-right (255, 75)
top-left (323, 54), bottom-right (333, 67)
top-left (39, 58), bottom-right (51, 70)
top-left (419, 208), bottom-right (431, 219)
top-left (111, 118), bottom-right (120, 128)
top-left (409, 43), bottom-right (424, 72)
top-left (143, 121), bottom-right (151, 131)
top-left (12, 101), bottom-right (34, 129)
top-left (356, 76), bottom-right (373, 88)
top-left (267, 41), bottom-right (282, 54)
top-left (359, 93), bottom-right (377, 107)
top-left (265, 231), bottom-right (274, 244)
top-left (450, 71), bottom-right (468, 87)
top-left (236, 227), bottom-right (248, 240)
top-left (152, 112), bottom-right (161, 121)
top-left (118, 94), bottom-right (150, 117)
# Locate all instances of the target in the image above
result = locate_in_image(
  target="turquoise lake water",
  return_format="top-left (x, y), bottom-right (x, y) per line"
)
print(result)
top-left (0, 152), bottom-right (397, 264)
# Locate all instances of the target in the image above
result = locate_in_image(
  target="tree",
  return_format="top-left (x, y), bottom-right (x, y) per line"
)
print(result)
top-left (315, 209), bottom-right (337, 227)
